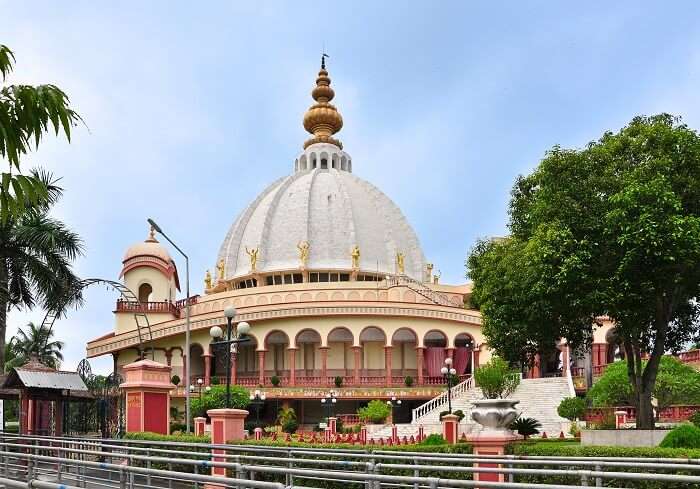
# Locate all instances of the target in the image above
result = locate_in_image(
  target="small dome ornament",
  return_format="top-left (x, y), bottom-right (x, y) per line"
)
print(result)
top-left (303, 54), bottom-right (344, 150)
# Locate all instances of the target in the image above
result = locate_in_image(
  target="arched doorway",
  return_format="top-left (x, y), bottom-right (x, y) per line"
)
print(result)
top-left (189, 344), bottom-right (205, 386)
top-left (327, 327), bottom-right (353, 377)
top-left (454, 333), bottom-right (475, 376)
top-left (138, 283), bottom-right (152, 303)
top-left (359, 326), bottom-right (387, 380)
top-left (423, 330), bottom-right (447, 379)
top-left (296, 329), bottom-right (322, 376)
top-left (391, 328), bottom-right (417, 378)
top-left (265, 331), bottom-right (290, 376)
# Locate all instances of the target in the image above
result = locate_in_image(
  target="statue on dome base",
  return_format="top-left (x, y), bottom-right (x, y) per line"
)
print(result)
top-left (297, 240), bottom-right (310, 268)
top-left (204, 269), bottom-right (212, 290)
top-left (351, 245), bottom-right (360, 269)
top-left (396, 251), bottom-right (405, 275)
top-left (245, 246), bottom-right (259, 272)
top-left (433, 269), bottom-right (441, 284)
top-left (216, 259), bottom-right (225, 280)
top-left (426, 263), bottom-right (434, 283)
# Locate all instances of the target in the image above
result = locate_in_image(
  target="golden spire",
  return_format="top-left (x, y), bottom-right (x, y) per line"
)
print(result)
top-left (303, 54), bottom-right (343, 149)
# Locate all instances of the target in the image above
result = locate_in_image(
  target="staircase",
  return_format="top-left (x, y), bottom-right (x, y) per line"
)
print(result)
top-left (370, 376), bottom-right (574, 439)
top-left (386, 274), bottom-right (463, 308)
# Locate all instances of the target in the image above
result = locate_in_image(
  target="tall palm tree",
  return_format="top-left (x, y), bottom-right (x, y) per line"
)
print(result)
top-left (7, 321), bottom-right (64, 370)
top-left (0, 170), bottom-right (83, 370)
top-left (0, 44), bottom-right (82, 222)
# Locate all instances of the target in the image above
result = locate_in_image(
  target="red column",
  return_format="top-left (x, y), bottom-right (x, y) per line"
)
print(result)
top-left (352, 346), bottom-right (361, 385)
top-left (257, 350), bottom-right (265, 385)
top-left (473, 348), bottom-right (480, 369)
top-left (384, 346), bottom-right (393, 387)
top-left (165, 350), bottom-right (172, 367)
top-left (54, 400), bottom-right (63, 436)
top-left (561, 344), bottom-right (569, 375)
top-left (19, 395), bottom-right (29, 435)
top-left (181, 354), bottom-right (188, 385)
top-left (416, 346), bottom-right (425, 385)
top-left (203, 354), bottom-right (212, 386)
top-left (288, 348), bottom-right (297, 386)
top-left (320, 347), bottom-right (329, 386)
top-left (592, 343), bottom-right (607, 369)
top-left (230, 351), bottom-right (237, 385)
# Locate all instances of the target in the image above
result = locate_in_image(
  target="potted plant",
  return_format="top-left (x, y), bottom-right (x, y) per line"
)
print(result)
top-left (404, 376), bottom-right (414, 387)
top-left (171, 375), bottom-right (181, 386)
top-left (334, 376), bottom-right (343, 388)
top-left (471, 357), bottom-right (521, 433)
top-left (271, 375), bottom-right (280, 387)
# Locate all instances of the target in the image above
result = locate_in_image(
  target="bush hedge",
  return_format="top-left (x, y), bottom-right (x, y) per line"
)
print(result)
top-left (660, 424), bottom-right (700, 449)
top-left (122, 432), bottom-right (212, 473)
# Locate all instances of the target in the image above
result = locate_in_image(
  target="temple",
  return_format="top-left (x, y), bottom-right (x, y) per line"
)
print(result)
top-left (86, 59), bottom-right (618, 426)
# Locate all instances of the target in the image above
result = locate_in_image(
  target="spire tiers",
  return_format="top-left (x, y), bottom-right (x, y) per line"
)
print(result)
top-left (303, 56), bottom-right (343, 149)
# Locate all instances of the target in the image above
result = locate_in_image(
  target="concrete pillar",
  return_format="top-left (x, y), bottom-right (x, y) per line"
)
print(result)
top-left (203, 354), bottom-right (212, 386)
top-left (257, 350), bottom-right (265, 385)
top-left (288, 348), bottom-right (297, 386)
top-left (384, 346), bottom-right (393, 387)
top-left (207, 409), bottom-right (249, 478)
top-left (320, 347), bottom-right (329, 386)
top-left (467, 431), bottom-right (522, 486)
top-left (442, 413), bottom-right (459, 444)
top-left (120, 359), bottom-right (174, 435)
top-left (352, 346), bottom-right (361, 385)
top-left (194, 417), bottom-right (206, 436)
top-left (415, 346), bottom-right (425, 385)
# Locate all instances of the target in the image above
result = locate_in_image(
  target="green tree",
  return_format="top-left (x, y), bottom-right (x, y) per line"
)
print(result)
top-left (7, 321), bottom-right (64, 369)
top-left (557, 397), bottom-right (586, 421)
top-left (468, 114), bottom-right (700, 429)
top-left (357, 400), bottom-right (391, 424)
top-left (588, 357), bottom-right (700, 413)
top-left (190, 384), bottom-right (249, 419)
top-left (474, 356), bottom-right (520, 399)
top-left (0, 170), bottom-right (83, 369)
top-left (0, 44), bottom-right (82, 222)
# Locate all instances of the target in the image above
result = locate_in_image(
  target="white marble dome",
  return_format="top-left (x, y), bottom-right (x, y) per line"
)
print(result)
top-left (217, 151), bottom-right (426, 280)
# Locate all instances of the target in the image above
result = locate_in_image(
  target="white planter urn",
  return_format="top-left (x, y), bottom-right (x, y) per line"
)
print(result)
top-left (471, 399), bottom-right (520, 434)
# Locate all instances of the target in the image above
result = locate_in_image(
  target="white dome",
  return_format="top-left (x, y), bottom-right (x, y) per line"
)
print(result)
top-left (217, 166), bottom-right (426, 280)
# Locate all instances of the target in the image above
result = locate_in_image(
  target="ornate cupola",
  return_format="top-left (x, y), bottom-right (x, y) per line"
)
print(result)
top-left (303, 55), bottom-right (344, 149)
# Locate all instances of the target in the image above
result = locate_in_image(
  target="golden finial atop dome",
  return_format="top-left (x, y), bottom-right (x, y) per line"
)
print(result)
top-left (303, 54), bottom-right (344, 149)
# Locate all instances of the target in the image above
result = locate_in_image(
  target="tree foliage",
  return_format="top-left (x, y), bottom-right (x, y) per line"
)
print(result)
top-left (557, 397), bottom-right (586, 421)
top-left (474, 356), bottom-right (520, 399)
top-left (189, 384), bottom-right (250, 420)
top-left (357, 399), bottom-right (391, 423)
top-left (468, 114), bottom-right (700, 428)
top-left (6, 321), bottom-right (64, 370)
top-left (0, 44), bottom-right (82, 222)
top-left (0, 170), bottom-right (83, 369)
top-left (588, 357), bottom-right (700, 411)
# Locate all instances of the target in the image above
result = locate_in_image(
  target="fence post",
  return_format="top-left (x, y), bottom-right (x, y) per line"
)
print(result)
top-left (287, 448), bottom-right (293, 487)
top-left (595, 464), bottom-right (602, 487)
top-left (580, 471), bottom-right (589, 486)
top-left (119, 467), bottom-right (127, 489)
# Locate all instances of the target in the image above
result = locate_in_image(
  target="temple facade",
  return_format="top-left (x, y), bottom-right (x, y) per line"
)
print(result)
top-left (86, 60), bottom-right (616, 425)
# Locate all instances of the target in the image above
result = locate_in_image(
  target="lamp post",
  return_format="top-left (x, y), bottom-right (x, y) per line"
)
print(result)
top-left (440, 357), bottom-right (457, 414)
top-left (189, 378), bottom-right (208, 399)
top-left (210, 306), bottom-right (251, 408)
top-left (249, 390), bottom-right (266, 426)
top-left (320, 391), bottom-right (337, 422)
top-left (386, 396), bottom-right (402, 423)
top-left (148, 218), bottom-right (192, 432)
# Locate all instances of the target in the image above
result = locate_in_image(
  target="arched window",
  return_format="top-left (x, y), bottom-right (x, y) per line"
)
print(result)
top-left (138, 283), bottom-right (153, 303)
top-left (321, 158), bottom-right (328, 169)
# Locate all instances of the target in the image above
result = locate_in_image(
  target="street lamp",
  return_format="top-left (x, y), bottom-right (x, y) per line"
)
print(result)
top-left (189, 378), bottom-right (205, 398)
top-left (440, 357), bottom-right (457, 414)
top-left (148, 218), bottom-right (192, 433)
top-left (386, 396), bottom-right (402, 423)
top-left (249, 389), bottom-right (266, 426)
top-left (320, 391), bottom-right (337, 422)
top-left (210, 306), bottom-right (251, 408)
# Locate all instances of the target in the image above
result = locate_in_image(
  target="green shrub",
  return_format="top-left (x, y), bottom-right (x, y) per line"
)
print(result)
top-left (190, 384), bottom-right (249, 419)
top-left (439, 409), bottom-right (465, 422)
top-left (276, 406), bottom-right (298, 433)
top-left (660, 424), bottom-right (700, 448)
top-left (334, 376), bottom-right (343, 387)
top-left (557, 397), bottom-right (585, 421)
top-left (588, 411), bottom-right (616, 430)
top-left (474, 356), bottom-right (519, 399)
top-left (509, 416), bottom-right (541, 438)
top-left (124, 431), bottom-right (211, 443)
top-left (210, 377), bottom-right (220, 385)
top-left (357, 400), bottom-right (391, 423)
top-left (271, 375), bottom-right (280, 387)
top-left (404, 376), bottom-right (414, 387)
top-left (421, 433), bottom-right (446, 445)
top-left (689, 411), bottom-right (700, 428)
top-left (170, 374), bottom-right (181, 386)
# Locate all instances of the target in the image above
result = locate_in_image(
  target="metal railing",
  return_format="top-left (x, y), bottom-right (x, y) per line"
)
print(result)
top-left (2, 432), bottom-right (700, 488)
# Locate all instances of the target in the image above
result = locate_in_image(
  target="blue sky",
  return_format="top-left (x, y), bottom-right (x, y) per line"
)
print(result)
top-left (3, 1), bottom-right (700, 374)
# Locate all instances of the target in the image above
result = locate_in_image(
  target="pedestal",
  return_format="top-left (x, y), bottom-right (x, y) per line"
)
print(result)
top-left (327, 416), bottom-right (337, 434)
top-left (119, 359), bottom-right (174, 435)
top-left (391, 424), bottom-right (398, 444)
top-left (207, 409), bottom-right (249, 478)
top-left (615, 410), bottom-right (627, 429)
top-left (254, 427), bottom-right (263, 440)
top-left (467, 431), bottom-right (522, 486)
top-left (442, 413), bottom-right (460, 444)
top-left (194, 417), bottom-right (207, 436)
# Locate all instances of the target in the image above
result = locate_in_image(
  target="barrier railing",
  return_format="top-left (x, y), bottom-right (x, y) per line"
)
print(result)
top-left (2, 433), bottom-right (700, 487)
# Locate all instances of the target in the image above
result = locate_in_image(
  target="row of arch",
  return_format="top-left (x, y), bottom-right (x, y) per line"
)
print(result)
top-left (189, 327), bottom-right (476, 351)
top-left (295, 152), bottom-right (352, 172)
